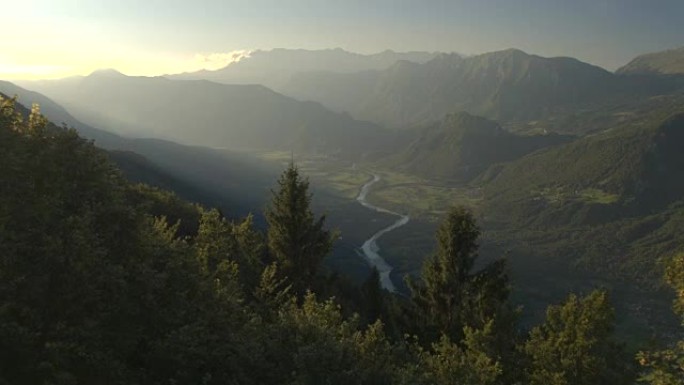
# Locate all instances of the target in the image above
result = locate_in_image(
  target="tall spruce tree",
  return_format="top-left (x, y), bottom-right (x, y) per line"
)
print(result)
top-left (409, 206), bottom-right (509, 343)
top-left (265, 163), bottom-right (334, 295)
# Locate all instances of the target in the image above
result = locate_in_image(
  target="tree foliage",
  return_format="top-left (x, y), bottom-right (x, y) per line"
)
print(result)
top-left (523, 290), bottom-right (635, 385)
top-left (409, 206), bottom-right (511, 343)
top-left (0, 97), bottom-right (664, 385)
top-left (637, 253), bottom-right (684, 385)
top-left (265, 163), bottom-right (335, 295)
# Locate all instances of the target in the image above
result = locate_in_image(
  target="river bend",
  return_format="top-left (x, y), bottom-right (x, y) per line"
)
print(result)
top-left (356, 175), bottom-right (410, 292)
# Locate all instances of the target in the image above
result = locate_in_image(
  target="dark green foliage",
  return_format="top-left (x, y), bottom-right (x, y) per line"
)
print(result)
top-left (409, 206), bottom-right (510, 342)
top-left (125, 183), bottom-right (203, 237)
top-left (361, 268), bottom-right (384, 323)
top-left (386, 112), bottom-right (572, 181)
top-left (523, 290), bottom-right (635, 385)
top-left (265, 163), bottom-right (335, 295)
top-left (406, 206), bottom-right (522, 383)
top-left (418, 325), bottom-right (503, 385)
top-left (195, 208), bottom-right (266, 291)
top-left (0, 97), bottom-right (261, 384)
top-left (1, 97), bottom-right (144, 382)
top-left (257, 293), bottom-right (400, 385)
top-left (479, 109), bottom-right (684, 286)
top-left (482, 111), bottom-right (684, 213)
top-left (637, 254), bottom-right (684, 384)
top-left (0, 97), bottom-right (665, 385)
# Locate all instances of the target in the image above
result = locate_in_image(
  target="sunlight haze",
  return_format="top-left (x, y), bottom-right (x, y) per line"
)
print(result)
top-left (2, 0), bottom-right (684, 383)
top-left (2, 0), bottom-right (683, 79)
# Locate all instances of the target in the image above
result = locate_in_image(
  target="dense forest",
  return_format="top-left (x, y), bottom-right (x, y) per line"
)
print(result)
top-left (1, 96), bottom-right (682, 384)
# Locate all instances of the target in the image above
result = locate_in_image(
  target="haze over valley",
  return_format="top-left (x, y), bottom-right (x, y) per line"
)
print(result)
top-left (2, 1), bottom-right (684, 384)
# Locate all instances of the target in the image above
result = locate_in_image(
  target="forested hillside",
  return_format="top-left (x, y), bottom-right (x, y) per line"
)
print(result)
top-left (4, 0), bottom-right (684, 382)
top-left (0, 81), bottom-right (277, 216)
top-left (19, 72), bottom-right (392, 157)
top-left (478, 109), bottom-right (684, 278)
top-left (385, 112), bottom-right (571, 181)
top-left (1, 95), bottom-right (681, 385)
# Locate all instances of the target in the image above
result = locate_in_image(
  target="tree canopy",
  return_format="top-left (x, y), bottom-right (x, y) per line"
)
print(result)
top-left (0, 96), bottom-right (661, 385)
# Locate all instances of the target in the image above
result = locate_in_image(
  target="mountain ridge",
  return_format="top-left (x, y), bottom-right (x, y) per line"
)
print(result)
top-left (617, 46), bottom-right (684, 75)
top-left (386, 112), bottom-right (572, 181)
top-left (280, 48), bottom-right (682, 130)
top-left (169, 47), bottom-right (442, 90)
top-left (0, 81), bottom-right (278, 215)
top-left (17, 73), bottom-right (393, 158)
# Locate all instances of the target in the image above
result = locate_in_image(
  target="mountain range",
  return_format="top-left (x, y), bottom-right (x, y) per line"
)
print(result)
top-left (279, 48), bottom-right (682, 129)
top-left (0, 80), bottom-right (278, 215)
top-left (170, 48), bottom-right (440, 90)
top-left (4, 44), bottom-right (684, 342)
top-left (18, 71), bottom-right (393, 158)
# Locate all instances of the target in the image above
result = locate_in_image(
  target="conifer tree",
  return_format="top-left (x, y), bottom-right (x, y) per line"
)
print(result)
top-left (409, 206), bottom-right (509, 343)
top-left (265, 163), bottom-right (334, 295)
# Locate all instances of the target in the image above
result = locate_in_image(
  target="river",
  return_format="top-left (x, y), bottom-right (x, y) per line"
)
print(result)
top-left (356, 174), bottom-right (410, 292)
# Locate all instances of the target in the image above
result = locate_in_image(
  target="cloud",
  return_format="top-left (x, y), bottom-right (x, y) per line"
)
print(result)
top-left (188, 50), bottom-right (252, 72)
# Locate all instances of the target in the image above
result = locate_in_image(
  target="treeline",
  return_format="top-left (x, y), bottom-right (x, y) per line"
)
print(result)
top-left (0, 96), bottom-right (682, 384)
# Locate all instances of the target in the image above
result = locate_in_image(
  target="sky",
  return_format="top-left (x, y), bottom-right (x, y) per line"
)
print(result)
top-left (1, 0), bottom-right (683, 79)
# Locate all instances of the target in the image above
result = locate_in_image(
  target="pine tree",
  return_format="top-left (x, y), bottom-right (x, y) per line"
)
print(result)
top-left (265, 163), bottom-right (334, 295)
top-left (409, 206), bottom-right (509, 343)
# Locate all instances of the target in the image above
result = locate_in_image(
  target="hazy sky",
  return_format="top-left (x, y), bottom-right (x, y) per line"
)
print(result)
top-left (1, 0), bottom-right (683, 79)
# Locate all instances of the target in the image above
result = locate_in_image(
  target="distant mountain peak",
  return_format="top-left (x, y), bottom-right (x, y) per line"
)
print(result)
top-left (88, 68), bottom-right (127, 78)
top-left (497, 48), bottom-right (529, 56)
top-left (617, 46), bottom-right (684, 75)
top-left (169, 48), bottom-right (441, 89)
top-left (466, 48), bottom-right (531, 61)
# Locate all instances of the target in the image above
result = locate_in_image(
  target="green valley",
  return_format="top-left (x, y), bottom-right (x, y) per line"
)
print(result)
top-left (3, 12), bottom-right (684, 380)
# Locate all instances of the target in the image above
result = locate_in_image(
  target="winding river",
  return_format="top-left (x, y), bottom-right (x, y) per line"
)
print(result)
top-left (356, 175), bottom-right (410, 292)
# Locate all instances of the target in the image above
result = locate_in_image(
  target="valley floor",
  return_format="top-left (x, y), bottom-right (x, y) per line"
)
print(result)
top-left (253, 151), bottom-right (681, 348)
